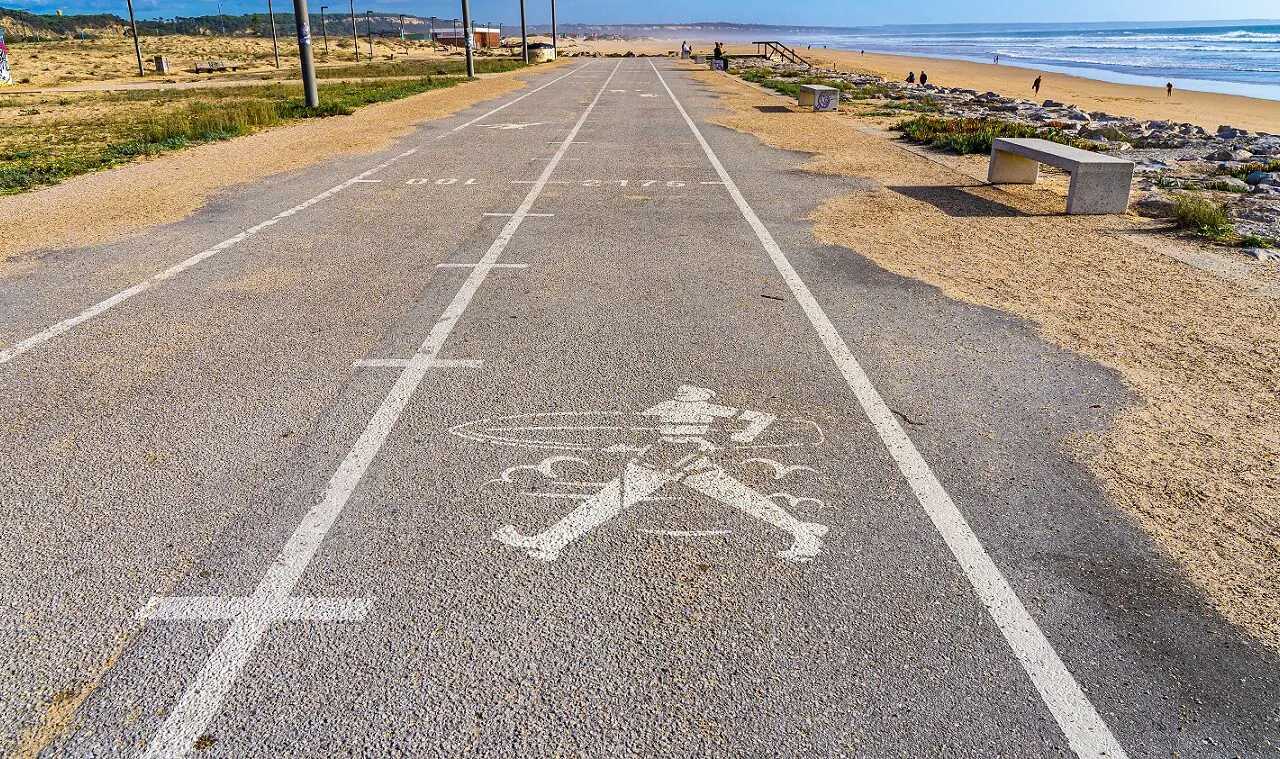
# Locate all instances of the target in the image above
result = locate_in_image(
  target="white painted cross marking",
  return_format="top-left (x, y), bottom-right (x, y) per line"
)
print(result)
top-left (351, 358), bottom-right (483, 369)
top-left (649, 58), bottom-right (1128, 759)
top-left (135, 59), bottom-right (624, 759)
top-left (482, 122), bottom-right (545, 130)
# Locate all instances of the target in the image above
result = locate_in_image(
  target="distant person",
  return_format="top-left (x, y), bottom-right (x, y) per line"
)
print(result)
top-left (713, 42), bottom-right (724, 60)
top-left (860, 49), bottom-right (865, 54)
top-left (680, 40), bottom-right (691, 59)
top-left (1032, 75), bottom-right (1042, 95)
top-left (1166, 81), bottom-right (1173, 97)
top-left (919, 71), bottom-right (928, 86)
top-left (906, 71), bottom-right (915, 85)
top-left (994, 52), bottom-right (1000, 63)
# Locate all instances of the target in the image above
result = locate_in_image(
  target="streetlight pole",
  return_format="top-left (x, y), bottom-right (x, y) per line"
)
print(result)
top-left (267, 0), bottom-right (280, 67)
top-left (428, 16), bottom-right (435, 47)
top-left (365, 10), bottom-right (373, 59)
top-left (459, 0), bottom-right (473, 78)
top-left (349, 0), bottom-right (358, 61)
top-left (125, 0), bottom-right (144, 75)
top-left (320, 5), bottom-right (328, 53)
top-left (292, 0), bottom-right (319, 107)
top-left (518, 0), bottom-right (526, 63)
top-left (550, 0), bottom-right (557, 58)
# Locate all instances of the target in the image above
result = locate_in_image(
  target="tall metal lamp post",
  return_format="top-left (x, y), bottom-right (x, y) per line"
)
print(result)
top-left (291, 0), bottom-right (319, 106)
top-left (517, 0), bottom-right (527, 62)
top-left (365, 10), bottom-right (373, 59)
top-left (319, 5), bottom-right (329, 53)
top-left (550, 0), bottom-right (557, 58)
top-left (267, 0), bottom-right (281, 67)
top-left (125, 0), bottom-right (144, 75)
top-left (349, 0), bottom-right (358, 61)
top-left (459, 0), bottom-right (473, 77)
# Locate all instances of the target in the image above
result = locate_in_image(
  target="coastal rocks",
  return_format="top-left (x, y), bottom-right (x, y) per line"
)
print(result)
top-left (1133, 194), bottom-right (1178, 218)
top-left (731, 57), bottom-right (1278, 246)
top-left (1208, 147), bottom-right (1253, 162)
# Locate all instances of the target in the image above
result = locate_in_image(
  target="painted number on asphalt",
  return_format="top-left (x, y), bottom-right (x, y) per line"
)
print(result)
top-left (406, 178), bottom-right (479, 185)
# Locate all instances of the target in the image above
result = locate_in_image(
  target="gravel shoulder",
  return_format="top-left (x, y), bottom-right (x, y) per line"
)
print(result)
top-left (694, 68), bottom-right (1280, 651)
top-left (0, 65), bottom-right (549, 270)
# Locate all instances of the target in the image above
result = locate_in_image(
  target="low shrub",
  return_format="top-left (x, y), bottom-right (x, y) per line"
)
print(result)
top-left (1170, 193), bottom-right (1232, 239)
top-left (892, 115), bottom-right (1094, 154)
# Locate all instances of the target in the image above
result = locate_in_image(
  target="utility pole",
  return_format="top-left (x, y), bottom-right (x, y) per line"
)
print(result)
top-left (365, 10), bottom-right (373, 59)
top-left (550, 0), bottom-right (557, 58)
top-left (292, 0), bottom-right (318, 107)
top-left (459, 0), bottom-right (473, 78)
top-left (349, 0), bottom-right (358, 61)
top-left (267, 0), bottom-right (280, 67)
top-left (125, 0), bottom-right (144, 75)
top-left (518, 0), bottom-right (527, 63)
top-left (320, 5), bottom-right (328, 53)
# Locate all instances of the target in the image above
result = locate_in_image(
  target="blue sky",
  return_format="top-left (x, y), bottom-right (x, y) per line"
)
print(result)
top-left (15, 0), bottom-right (1280, 25)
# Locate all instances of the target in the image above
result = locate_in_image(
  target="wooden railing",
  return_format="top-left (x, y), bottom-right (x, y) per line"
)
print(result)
top-left (750, 41), bottom-right (812, 68)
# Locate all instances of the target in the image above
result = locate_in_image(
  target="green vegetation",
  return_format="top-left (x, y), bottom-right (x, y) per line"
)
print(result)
top-left (1240, 234), bottom-right (1274, 249)
top-left (311, 57), bottom-right (523, 80)
top-left (892, 115), bottom-right (1095, 155)
top-left (863, 99), bottom-right (943, 117)
top-left (1227, 159), bottom-right (1280, 180)
top-left (0, 70), bottom-right (516, 194)
top-left (1204, 180), bottom-right (1249, 194)
top-left (1170, 193), bottom-right (1232, 240)
top-left (735, 66), bottom-right (891, 101)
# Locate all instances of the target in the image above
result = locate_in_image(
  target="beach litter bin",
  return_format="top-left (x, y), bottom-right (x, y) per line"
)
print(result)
top-left (798, 84), bottom-right (839, 112)
top-left (153, 56), bottom-right (171, 74)
top-left (527, 42), bottom-right (555, 63)
top-left (710, 58), bottom-right (727, 71)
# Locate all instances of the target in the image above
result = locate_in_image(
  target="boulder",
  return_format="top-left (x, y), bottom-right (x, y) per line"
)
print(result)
top-left (1133, 194), bottom-right (1177, 218)
top-left (1042, 99), bottom-right (1063, 107)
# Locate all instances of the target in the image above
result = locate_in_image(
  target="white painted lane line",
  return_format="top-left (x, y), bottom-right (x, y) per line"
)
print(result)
top-left (136, 59), bottom-right (624, 759)
top-left (435, 262), bottom-right (529, 269)
top-left (649, 59), bottom-right (1129, 759)
top-left (352, 358), bottom-right (483, 369)
top-left (352, 179), bottom-right (384, 183)
top-left (0, 63), bottom-right (590, 367)
top-left (483, 212), bottom-right (554, 217)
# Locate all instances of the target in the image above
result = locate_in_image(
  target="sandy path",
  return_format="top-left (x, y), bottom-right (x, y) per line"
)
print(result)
top-left (0, 66), bottom-right (550, 267)
top-left (691, 68), bottom-right (1280, 651)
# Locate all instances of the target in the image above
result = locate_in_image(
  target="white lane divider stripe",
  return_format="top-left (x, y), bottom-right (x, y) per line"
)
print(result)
top-left (648, 59), bottom-right (1128, 759)
top-left (136, 59), bottom-right (623, 759)
top-left (0, 63), bottom-right (589, 367)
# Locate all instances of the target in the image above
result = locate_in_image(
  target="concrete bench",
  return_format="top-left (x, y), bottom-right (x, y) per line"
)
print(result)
top-left (988, 137), bottom-right (1134, 214)
top-left (193, 60), bottom-right (241, 74)
top-left (798, 84), bottom-right (839, 112)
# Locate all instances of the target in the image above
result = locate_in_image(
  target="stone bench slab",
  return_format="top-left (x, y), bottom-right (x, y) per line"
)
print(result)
top-left (988, 137), bottom-right (1134, 214)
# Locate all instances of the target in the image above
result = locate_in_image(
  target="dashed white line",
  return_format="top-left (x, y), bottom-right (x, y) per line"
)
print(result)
top-left (649, 58), bottom-right (1128, 759)
top-left (135, 59), bottom-right (623, 759)
top-left (0, 62), bottom-right (589, 366)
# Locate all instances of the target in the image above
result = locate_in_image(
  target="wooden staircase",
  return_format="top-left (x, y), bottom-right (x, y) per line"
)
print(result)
top-left (751, 41), bottom-right (812, 68)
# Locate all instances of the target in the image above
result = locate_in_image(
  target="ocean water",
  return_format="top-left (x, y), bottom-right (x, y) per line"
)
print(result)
top-left (770, 23), bottom-right (1280, 101)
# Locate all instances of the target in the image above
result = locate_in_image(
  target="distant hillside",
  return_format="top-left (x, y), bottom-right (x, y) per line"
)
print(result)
top-left (0, 7), bottom-right (456, 40)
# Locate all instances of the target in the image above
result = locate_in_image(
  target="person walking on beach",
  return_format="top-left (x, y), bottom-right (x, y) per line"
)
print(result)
top-left (906, 71), bottom-right (915, 85)
top-left (919, 71), bottom-right (928, 86)
top-left (1166, 82), bottom-right (1173, 97)
top-left (1033, 75), bottom-right (1042, 95)
top-left (994, 52), bottom-right (1000, 64)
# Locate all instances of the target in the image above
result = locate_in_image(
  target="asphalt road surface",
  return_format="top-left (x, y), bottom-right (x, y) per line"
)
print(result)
top-left (1, 59), bottom-right (1276, 758)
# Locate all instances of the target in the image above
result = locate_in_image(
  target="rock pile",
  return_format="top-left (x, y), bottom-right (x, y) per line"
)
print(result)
top-left (734, 58), bottom-right (1279, 246)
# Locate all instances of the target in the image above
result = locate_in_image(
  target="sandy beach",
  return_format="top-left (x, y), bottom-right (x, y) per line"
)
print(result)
top-left (571, 38), bottom-right (1279, 134)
